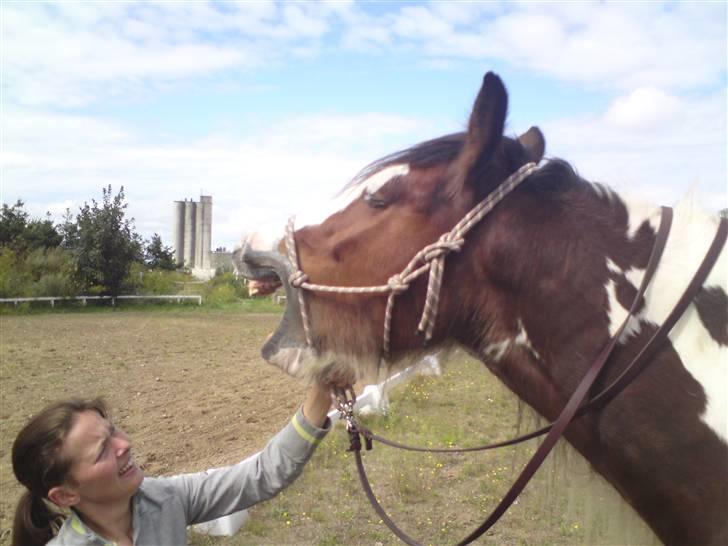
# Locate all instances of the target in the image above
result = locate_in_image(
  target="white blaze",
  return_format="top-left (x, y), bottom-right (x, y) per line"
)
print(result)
top-left (296, 164), bottom-right (410, 229)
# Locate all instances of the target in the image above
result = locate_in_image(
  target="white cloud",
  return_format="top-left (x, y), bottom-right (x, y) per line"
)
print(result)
top-left (346, 1), bottom-right (725, 92)
top-left (604, 88), bottom-right (682, 131)
top-left (1, 108), bottom-right (430, 249)
top-left (4, 2), bottom-right (723, 110)
top-left (1, 1), bottom-right (336, 108)
top-left (541, 90), bottom-right (726, 210)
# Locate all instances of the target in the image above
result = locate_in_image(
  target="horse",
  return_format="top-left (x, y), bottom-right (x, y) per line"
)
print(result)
top-left (236, 72), bottom-right (728, 545)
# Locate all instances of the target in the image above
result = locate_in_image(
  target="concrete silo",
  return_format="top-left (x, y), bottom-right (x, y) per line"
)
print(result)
top-left (172, 195), bottom-right (215, 277)
top-left (183, 200), bottom-right (197, 268)
top-left (198, 195), bottom-right (212, 270)
top-left (172, 200), bottom-right (185, 266)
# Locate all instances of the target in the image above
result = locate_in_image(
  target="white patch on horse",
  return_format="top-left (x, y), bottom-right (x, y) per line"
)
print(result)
top-left (296, 164), bottom-right (410, 229)
top-left (238, 229), bottom-right (281, 254)
top-left (591, 182), bottom-right (617, 204)
top-left (483, 338), bottom-right (512, 362)
top-left (614, 193), bottom-right (728, 443)
top-left (606, 257), bottom-right (621, 275)
top-left (622, 195), bottom-right (661, 240)
top-left (604, 277), bottom-right (643, 342)
top-left (483, 320), bottom-right (540, 364)
top-left (514, 319), bottom-right (542, 361)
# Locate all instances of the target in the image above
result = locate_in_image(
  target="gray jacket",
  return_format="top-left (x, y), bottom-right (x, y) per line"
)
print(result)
top-left (48, 407), bottom-right (330, 545)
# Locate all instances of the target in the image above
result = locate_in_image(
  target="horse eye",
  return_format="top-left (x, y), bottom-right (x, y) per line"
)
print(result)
top-left (363, 190), bottom-right (388, 209)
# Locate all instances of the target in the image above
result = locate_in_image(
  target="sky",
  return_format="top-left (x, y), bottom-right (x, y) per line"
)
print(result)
top-left (2, 0), bottom-right (726, 252)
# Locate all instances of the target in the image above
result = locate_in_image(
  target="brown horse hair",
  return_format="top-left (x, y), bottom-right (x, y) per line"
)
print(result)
top-left (11, 398), bottom-right (109, 546)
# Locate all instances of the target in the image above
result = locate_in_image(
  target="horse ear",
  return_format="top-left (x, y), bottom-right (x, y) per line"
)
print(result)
top-left (450, 72), bottom-right (508, 191)
top-left (518, 126), bottom-right (545, 163)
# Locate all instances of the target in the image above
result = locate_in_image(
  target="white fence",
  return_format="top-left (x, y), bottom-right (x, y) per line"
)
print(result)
top-left (0, 295), bottom-right (203, 307)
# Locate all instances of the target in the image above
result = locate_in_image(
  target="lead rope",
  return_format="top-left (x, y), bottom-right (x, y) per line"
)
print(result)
top-left (285, 161), bottom-right (538, 358)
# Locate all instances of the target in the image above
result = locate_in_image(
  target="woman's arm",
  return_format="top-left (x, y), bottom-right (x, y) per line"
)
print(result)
top-left (164, 382), bottom-right (338, 525)
top-left (301, 382), bottom-right (334, 428)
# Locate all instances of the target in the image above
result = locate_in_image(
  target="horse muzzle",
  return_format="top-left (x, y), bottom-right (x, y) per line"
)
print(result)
top-left (233, 242), bottom-right (311, 375)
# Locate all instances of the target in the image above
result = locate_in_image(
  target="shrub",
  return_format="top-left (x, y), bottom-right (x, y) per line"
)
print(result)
top-left (0, 248), bottom-right (30, 297)
top-left (208, 271), bottom-right (248, 298)
top-left (30, 272), bottom-right (76, 297)
top-left (0, 247), bottom-right (77, 297)
top-left (205, 284), bottom-right (238, 306)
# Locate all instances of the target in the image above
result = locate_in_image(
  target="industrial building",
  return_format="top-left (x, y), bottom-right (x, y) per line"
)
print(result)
top-left (172, 195), bottom-right (230, 279)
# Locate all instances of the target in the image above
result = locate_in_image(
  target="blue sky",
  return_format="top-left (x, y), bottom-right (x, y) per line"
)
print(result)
top-left (2, 1), bottom-right (726, 251)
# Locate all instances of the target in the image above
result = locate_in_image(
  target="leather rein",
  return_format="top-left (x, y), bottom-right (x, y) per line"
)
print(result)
top-left (284, 164), bottom-right (728, 545)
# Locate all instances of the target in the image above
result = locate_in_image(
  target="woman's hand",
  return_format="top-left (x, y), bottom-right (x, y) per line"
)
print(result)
top-left (301, 371), bottom-right (354, 427)
top-left (301, 382), bottom-right (334, 428)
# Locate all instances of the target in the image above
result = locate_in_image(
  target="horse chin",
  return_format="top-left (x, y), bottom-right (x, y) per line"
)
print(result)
top-left (264, 344), bottom-right (378, 384)
top-left (265, 347), bottom-right (312, 378)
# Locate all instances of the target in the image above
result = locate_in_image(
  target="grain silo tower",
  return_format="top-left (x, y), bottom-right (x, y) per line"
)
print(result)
top-left (172, 195), bottom-right (213, 277)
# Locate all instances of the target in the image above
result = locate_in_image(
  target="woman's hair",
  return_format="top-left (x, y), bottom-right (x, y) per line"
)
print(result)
top-left (11, 398), bottom-right (108, 546)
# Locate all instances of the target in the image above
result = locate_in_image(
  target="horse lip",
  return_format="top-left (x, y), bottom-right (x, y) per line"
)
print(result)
top-left (235, 244), bottom-right (309, 366)
top-left (233, 244), bottom-right (293, 283)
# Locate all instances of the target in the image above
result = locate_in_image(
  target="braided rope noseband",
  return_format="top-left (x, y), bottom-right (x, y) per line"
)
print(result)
top-left (284, 161), bottom-right (539, 361)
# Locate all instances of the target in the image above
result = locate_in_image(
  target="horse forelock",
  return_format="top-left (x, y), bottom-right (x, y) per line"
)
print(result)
top-left (344, 132), bottom-right (466, 192)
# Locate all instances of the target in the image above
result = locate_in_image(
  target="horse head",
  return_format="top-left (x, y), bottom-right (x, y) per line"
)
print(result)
top-left (238, 72), bottom-right (544, 383)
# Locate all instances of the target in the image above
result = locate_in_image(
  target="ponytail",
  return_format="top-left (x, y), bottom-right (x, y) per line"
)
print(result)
top-left (12, 490), bottom-right (65, 546)
top-left (11, 398), bottom-right (108, 546)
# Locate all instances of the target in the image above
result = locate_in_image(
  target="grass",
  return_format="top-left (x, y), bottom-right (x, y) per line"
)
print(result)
top-left (0, 296), bottom-right (283, 315)
top-left (188, 359), bottom-right (658, 546)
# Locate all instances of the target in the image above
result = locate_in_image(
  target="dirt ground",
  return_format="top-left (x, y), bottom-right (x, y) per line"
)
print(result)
top-left (0, 310), bottom-right (306, 542)
top-left (0, 310), bottom-right (659, 546)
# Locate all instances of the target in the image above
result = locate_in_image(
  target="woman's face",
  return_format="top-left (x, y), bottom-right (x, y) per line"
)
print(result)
top-left (61, 410), bottom-right (143, 506)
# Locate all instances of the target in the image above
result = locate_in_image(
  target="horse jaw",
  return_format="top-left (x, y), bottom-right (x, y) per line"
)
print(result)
top-left (235, 239), bottom-right (378, 382)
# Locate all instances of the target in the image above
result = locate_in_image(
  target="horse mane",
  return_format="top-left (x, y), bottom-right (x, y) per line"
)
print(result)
top-left (345, 132), bottom-right (466, 190)
top-left (524, 158), bottom-right (584, 196)
top-left (345, 131), bottom-right (593, 202)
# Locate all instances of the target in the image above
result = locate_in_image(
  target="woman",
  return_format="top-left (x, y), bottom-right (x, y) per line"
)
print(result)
top-left (12, 382), bottom-right (335, 546)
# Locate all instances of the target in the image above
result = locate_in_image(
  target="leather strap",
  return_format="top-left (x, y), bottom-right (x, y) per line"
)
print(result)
top-left (351, 212), bottom-right (726, 545)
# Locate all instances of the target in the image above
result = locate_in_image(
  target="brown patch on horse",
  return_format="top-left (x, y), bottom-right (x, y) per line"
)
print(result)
top-left (607, 271), bottom-right (645, 314)
top-left (694, 286), bottom-right (728, 345)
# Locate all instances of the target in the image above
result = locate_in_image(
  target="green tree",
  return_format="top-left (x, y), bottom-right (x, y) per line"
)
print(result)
top-left (58, 208), bottom-right (79, 249)
top-left (145, 233), bottom-right (177, 271)
top-left (73, 185), bottom-right (143, 295)
top-left (0, 201), bottom-right (29, 246)
top-left (0, 200), bottom-right (61, 252)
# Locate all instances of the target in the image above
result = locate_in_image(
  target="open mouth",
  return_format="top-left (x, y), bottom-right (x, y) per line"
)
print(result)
top-left (118, 459), bottom-right (135, 477)
top-left (233, 241), bottom-right (310, 374)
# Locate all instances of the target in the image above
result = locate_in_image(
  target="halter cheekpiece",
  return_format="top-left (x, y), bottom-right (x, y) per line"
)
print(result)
top-left (284, 161), bottom-right (540, 361)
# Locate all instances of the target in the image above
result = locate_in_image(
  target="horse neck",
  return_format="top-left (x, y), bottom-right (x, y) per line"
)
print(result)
top-left (452, 181), bottom-right (663, 446)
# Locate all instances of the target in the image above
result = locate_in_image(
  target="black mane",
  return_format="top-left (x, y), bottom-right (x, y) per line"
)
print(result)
top-left (346, 132), bottom-right (589, 199)
top-left (346, 132), bottom-right (466, 189)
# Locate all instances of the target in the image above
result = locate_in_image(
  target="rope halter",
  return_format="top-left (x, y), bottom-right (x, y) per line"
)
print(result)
top-left (284, 161), bottom-right (539, 360)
